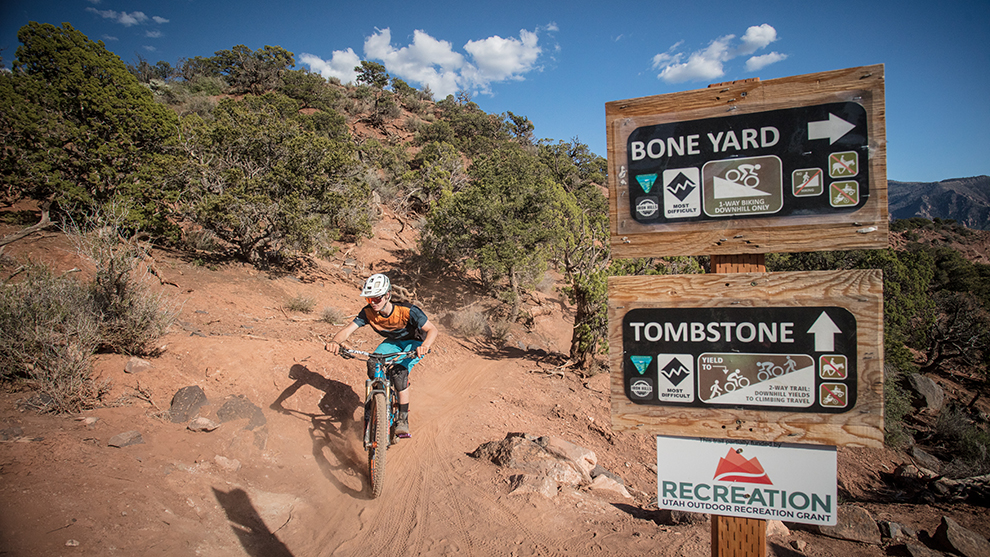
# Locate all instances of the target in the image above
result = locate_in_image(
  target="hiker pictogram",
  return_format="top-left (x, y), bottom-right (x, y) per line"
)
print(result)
top-left (792, 168), bottom-right (824, 197)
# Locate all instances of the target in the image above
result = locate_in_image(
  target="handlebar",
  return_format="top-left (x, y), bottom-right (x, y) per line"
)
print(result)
top-left (338, 347), bottom-right (420, 362)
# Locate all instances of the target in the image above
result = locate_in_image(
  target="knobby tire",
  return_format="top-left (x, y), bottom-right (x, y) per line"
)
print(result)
top-left (368, 392), bottom-right (389, 498)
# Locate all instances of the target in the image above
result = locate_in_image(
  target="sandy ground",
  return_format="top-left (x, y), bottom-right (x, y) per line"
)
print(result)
top-left (1, 216), bottom-right (987, 556)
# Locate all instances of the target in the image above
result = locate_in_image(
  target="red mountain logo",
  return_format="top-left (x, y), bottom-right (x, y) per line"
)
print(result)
top-left (713, 449), bottom-right (772, 484)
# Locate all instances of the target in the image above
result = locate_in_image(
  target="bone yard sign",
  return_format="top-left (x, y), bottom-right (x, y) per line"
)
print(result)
top-left (607, 65), bottom-right (887, 258)
top-left (625, 102), bottom-right (868, 223)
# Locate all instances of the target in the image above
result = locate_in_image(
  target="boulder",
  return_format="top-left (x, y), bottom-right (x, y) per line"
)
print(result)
top-left (188, 417), bottom-right (220, 432)
top-left (470, 433), bottom-right (585, 487)
top-left (124, 357), bottom-right (153, 374)
top-left (934, 516), bottom-right (990, 557)
top-left (169, 386), bottom-right (208, 423)
top-left (766, 520), bottom-right (790, 537)
top-left (217, 395), bottom-right (266, 430)
top-left (108, 430), bottom-right (144, 448)
top-left (587, 475), bottom-right (631, 499)
top-left (508, 474), bottom-right (558, 498)
top-left (542, 436), bottom-right (597, 482)
top-left (811, 505), bottom-right (880, 545)
top-left (908, 374), bottom-right (945, 413)
top-left (910, 446), bottom-right (943, 473)
top-left (904, 543), bottom-right (948, 557)
top-left (880, 520), bottom-right (917, 541)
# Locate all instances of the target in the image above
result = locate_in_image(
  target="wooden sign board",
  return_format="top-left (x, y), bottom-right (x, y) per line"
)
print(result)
top-left (607, 65), bottom-right (888, 258)
top-left (608, 270), bottom-right (884, 448)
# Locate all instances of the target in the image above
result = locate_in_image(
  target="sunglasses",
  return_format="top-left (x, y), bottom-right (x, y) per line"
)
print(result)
top-left (365, 295), bottom-right (386, 303)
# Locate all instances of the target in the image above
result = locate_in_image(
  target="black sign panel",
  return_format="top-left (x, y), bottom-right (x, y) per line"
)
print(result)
top-left (622, 306), bottom-right (857, 413)
top-left (626, 102), bottom-right (869, 224)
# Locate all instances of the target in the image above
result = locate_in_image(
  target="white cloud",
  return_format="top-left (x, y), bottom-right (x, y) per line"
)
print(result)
top-left (303, 27), bottom-right (547, 99)
top-left (145, 30), bottom-right (162, 39)
top-left (101, 34), bottom-right (118, 42)
top-left (299, 50), bottom-right (361, 83)
top-left (746, 52), bottom-right (788, 71)
top-left (736, 24), bottom-right (778, 56)
top-left (87, 7), bottom-right (168, 27)
top-left (464, 29), bottom-right (541, 84)
top-left (385, 27), bottom-right (542, 97)
top-left (142, 45), bottom-right (156, 52)
top-left (653, 24), bottom-right (786, 84)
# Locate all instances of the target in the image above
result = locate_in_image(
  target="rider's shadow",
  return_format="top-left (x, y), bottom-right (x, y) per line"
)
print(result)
top-left (271, 364), bottom-right (369, 498)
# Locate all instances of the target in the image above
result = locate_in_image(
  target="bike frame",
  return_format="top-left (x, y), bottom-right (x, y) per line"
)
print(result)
top-left (340, 348), bottom-right (416, 447)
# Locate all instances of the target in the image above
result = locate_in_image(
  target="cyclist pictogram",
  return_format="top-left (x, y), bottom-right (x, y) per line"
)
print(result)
top-left (725, 163), bottom-right (762, 188)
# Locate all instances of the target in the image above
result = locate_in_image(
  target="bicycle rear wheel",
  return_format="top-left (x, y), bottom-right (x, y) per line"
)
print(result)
top-left (367, 391), bottom-right (389, 498)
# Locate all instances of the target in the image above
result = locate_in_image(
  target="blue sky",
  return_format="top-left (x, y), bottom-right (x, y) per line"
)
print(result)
top-left (1, 0), bottom-right (987, 182)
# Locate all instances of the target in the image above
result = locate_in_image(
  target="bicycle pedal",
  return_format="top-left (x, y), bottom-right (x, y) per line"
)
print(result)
top-left (396, 432), bottom-right (412, 439)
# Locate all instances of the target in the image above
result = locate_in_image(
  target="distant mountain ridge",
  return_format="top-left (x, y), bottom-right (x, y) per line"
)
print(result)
top-left (888, 175), bottom-right (990, 230)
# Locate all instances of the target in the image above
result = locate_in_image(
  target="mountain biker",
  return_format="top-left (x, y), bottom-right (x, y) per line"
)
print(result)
top-left (325, 273), bottom-right (438, 436)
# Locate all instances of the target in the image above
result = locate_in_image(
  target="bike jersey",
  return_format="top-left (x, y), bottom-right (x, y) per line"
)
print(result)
top-left (353, 301), bottom-right (428, 342)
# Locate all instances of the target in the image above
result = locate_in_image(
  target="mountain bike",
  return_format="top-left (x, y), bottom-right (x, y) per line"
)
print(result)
top-left (338, 347), bottom-right (417, 498)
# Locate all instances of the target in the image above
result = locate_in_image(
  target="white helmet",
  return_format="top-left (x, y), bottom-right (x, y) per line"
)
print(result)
top-left (361, 273), bottom-right (391, 298)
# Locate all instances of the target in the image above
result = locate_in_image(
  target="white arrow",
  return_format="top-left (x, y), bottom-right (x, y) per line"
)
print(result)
top-left (808, 113), bottom-right (856, 145)
top-left (808, 312), bottom-right (842, 352)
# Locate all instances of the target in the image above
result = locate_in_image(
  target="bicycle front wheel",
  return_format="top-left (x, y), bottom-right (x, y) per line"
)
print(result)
top-left (368, 392), bottom-right (389, 498)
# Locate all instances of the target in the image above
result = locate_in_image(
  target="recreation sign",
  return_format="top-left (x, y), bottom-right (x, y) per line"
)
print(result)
top-left (609, 270), bottom-right (884, 448)
top-left (607, 65), bottom-right (887, 258)
top-left (656, 436), bottom-right (837, 526)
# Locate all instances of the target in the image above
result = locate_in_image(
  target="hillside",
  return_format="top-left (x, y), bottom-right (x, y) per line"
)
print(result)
top-left (3, 209), bottom-right (990, 556)
top-left (889, 176), bottom-right (990, 230)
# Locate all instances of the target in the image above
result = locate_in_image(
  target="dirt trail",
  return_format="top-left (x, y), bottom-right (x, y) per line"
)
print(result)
top-left (5, 218), bottom-right (987, 556)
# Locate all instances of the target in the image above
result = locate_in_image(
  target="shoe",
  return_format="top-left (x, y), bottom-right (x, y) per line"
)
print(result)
top-left (395, 411), bottom-right (410, 437)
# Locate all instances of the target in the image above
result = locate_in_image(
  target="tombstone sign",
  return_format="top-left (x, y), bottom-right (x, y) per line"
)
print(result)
top-left (607, 65), bottom-right (887, 258)
top-left (625, 102), bottom-right (869, 224)
top-left (609, 270), bottom-right (884, 448)
top-left (623, 306), bottom-right (857, 413)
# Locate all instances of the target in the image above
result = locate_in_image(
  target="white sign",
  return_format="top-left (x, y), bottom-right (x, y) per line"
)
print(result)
top-left (656, 436), bottom-right (837, 525)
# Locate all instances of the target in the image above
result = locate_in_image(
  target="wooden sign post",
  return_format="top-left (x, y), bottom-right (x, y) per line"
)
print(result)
top-left (712, 254), bottom-right (767, 557)
top-left (605, 65), bottom-right (888, 557)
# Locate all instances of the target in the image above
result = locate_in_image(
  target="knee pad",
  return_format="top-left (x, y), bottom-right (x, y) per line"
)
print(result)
top-left (388, 364), bottom-right (409, 391)
top-left (366, 360), bottom-right (376, 380)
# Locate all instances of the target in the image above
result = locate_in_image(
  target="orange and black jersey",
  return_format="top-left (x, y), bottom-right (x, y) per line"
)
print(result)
top-left (353, 301), bottom-right (428, 342)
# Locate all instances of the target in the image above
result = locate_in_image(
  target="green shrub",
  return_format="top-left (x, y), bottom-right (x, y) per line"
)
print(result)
top-left (69, 215), bottom-right (177, 355)
top-left (934, 405), bottom-right (990, 478)
top-left (0, 265), bottom-right (106, 412)
top-left (883, 364), bottom-right (914, 448)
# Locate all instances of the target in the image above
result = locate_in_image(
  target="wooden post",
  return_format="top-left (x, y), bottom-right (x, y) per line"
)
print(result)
top-left (711, 253), bottom-right (767, 557)
top-left (712, 516), bottom-right (767, 557)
